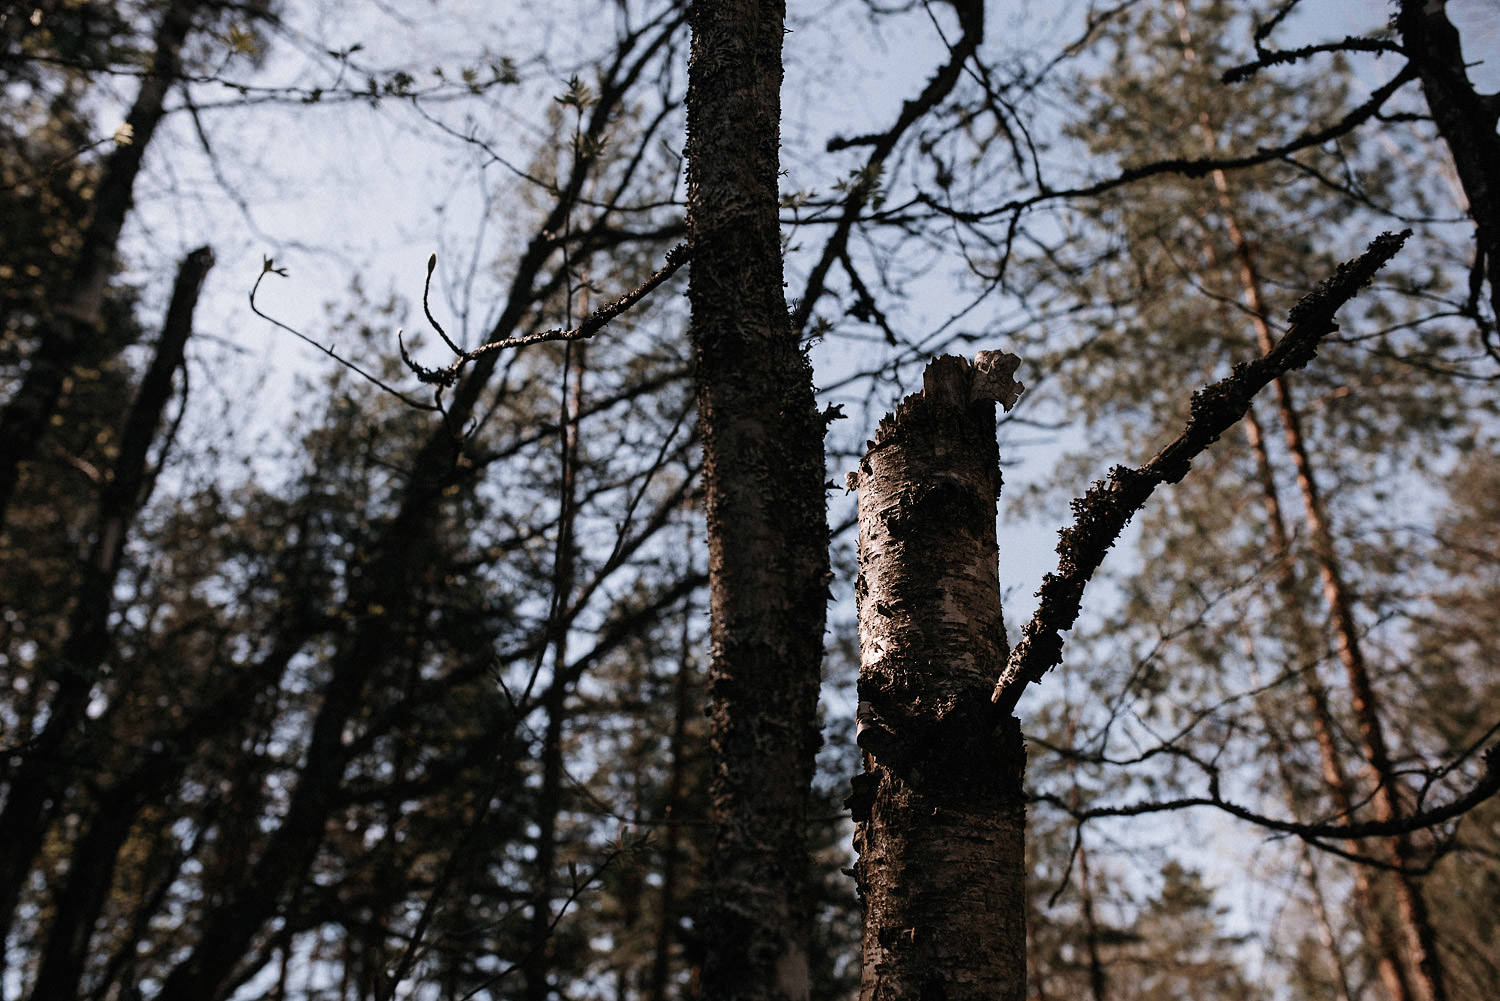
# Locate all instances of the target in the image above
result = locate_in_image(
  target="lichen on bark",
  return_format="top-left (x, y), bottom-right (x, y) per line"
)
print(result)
top-left (848, 353), bottom-right (1028, 1001)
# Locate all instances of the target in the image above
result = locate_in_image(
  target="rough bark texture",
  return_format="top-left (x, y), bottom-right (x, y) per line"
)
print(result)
top-left (685, 3), bottom-right (830, 999)
top-left (847, 354), bottom-right (1027, 1001)
top-left (1396, 0), bottom-right (1500, 348)
top-left (992, 230), bottom-right (1408, 713)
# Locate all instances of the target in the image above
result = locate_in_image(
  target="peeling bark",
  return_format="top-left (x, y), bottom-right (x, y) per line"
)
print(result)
top-left (848, 354), bottom-right (1027, 1001)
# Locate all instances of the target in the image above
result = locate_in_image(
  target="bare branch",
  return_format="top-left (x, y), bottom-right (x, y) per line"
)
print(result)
top-left (792, 0), bottom-right (984, 336)
top-left (991, 229), bottom-right (1410, 715)
top-left (1032, 744), bottom-right (1500, 847)
top-left (400, 243), bottom-right (690, 388)
top-left (922, 65), bottom-right (1417, 225)
top-left (1222, 36), bottom-right (1402, 84)
top-left (248, 258), bottom-right (442, 412)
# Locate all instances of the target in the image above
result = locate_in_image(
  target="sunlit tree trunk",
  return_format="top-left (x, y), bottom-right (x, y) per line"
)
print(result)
top-left (1223, 205), bottom-right (1446, 1001)
top-left (685, 3), bottom-right (831, 998)
top-left (1242, 392), bottom-right (1412, 1001)
top-left (1236, 408), bottom-right (1398, 1001)
top-left (847, 354), bottom-right (1026, 1001)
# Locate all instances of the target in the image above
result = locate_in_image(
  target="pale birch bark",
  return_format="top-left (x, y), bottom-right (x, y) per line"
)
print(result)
top-left (848, 353), bottom-right (1026, 1001)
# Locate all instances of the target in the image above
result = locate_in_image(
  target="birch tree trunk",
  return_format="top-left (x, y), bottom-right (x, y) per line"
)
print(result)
top-left (847, 353), bottom-right (1027, 1001)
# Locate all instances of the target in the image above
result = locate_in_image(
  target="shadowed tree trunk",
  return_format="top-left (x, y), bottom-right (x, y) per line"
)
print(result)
top-left (1059, 713), bottom-right (1111, 1001)
top-left (685, 2), bottom-right (831, 999)
top-left (0, 0), bottom-right (208, 933)
top-left (1395, 0), bottom-right (1500, 353)
top-left (0, 0), bottom-right (206, 526)
top-left (145, 27), bottom-right (680, 992)
top-left (649, 600), bottom-right (697, 1001)
top-left (0, 244), bottom-right (213, 966)
top-left (846, 353), bottom-right (1026, 1001)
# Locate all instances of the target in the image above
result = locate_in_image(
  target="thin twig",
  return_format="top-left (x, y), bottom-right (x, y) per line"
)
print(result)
top-left (249, 258), bottom-right (441, 412)
top-left (422, 253), bottom-right (464, 355)
top-left (400, 243), bottom-right (690, 388)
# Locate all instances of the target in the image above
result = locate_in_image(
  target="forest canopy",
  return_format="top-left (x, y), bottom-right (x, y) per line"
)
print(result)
top-left (1, 1), bottom-right (1498, 1000)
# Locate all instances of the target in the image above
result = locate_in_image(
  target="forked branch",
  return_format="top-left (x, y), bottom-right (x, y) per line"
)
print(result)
top-left (400, 243), bottom-right (690, 388)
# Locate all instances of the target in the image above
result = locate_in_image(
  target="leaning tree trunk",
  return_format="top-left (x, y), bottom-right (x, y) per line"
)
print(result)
top-left (1170, 11), bottom-right (1447, 986)
top-left (0, 0), bottom-right (206, 526)
top-left (0, 245), bottom-right (213, 962)
top-left (1396, 0), bottom-right (1500, 346)
top-left (846, 353), bottom-right (1027, 1001)
top-left (21, 247), bottom-right (214, 1001)
top-left (1212, 183), bottom-right (1446, 1001)
top-left (685, 3), bottom-right (831, 999)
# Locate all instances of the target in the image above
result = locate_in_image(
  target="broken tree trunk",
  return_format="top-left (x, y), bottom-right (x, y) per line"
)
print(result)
top-left (846, 352), bottom-right (1027, 1001)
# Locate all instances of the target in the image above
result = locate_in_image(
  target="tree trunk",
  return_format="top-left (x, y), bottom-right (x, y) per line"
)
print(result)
top-left (0, 245), bottom-right (213, 967)
top-left (525, 337), bottom-right (586, 1001)
top-left (847, 354), bottom-right (1026, 1001)
top-left (1223, 202), bottom-right (1447, 1001)
top-left (685, 3), bottom-right (831, 999)
top-left (1239, 406), bottom-right (1411, 1001)
top-left (1061, 715), bottom-right (1110, 1001)
top-left (1171, 12), bottom-right (1446, 992)
top-left (0, 0), bottom-right (205, 525)
top-left (648, 602), bottom-right (696, 1001)
top-left (1395, 0), bottom-right (1500, 349)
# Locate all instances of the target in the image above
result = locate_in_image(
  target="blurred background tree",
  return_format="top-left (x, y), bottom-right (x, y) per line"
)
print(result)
top-left (0, 0), bottom-right (1496, 999)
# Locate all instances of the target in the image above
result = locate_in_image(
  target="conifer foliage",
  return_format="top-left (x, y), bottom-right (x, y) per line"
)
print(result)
top-left (1, 1), bottom-right (1498, 1000)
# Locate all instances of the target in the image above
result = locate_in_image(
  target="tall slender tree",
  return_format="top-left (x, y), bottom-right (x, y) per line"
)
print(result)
top-left (999, 3), bottom-right (1494, 998)
top-left (684, 3), bottom-right (831, 998)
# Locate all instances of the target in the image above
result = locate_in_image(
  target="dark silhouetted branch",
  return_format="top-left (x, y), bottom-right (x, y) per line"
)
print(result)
top-left (922, 65), bottom-right (1417, 225)
top-left (399, 242), bottom-right (689, 389)
top-left (991, 229), bottom-right (1410, 715)
top-left (1032, 744), bottom-right (1499, 850)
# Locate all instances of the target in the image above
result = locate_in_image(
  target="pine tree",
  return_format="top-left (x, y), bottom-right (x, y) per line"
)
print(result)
top-left (1007, 2), bottom-right (1494, 998)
